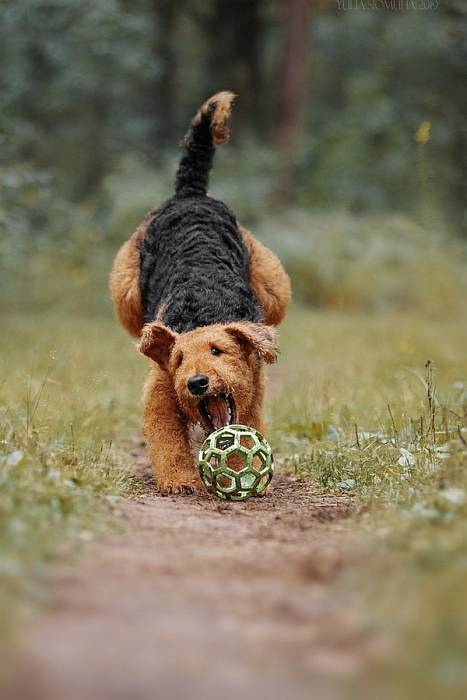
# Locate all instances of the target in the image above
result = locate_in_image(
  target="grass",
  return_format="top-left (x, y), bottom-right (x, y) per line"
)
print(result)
top-left (0, 266), bottom-right (145, 637)
top-left (273, 307), bottom-right (467, 698)
top-left (272, 308), bottom-right (467, 505)
top-left (1, 210), bottom-right (467, 695)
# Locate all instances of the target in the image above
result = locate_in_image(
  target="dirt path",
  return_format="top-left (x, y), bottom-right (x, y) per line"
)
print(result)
top-left (5, 451), bottom-right (372, 700)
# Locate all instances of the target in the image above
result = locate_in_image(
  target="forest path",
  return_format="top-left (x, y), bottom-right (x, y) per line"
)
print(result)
top-left (5, 451), bottom-right (372, 700)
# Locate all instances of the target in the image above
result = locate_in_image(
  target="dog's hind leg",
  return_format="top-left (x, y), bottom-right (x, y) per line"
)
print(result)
top-left (110, 211), bottom-right (155, 338)
top-left (143, 368), bottom-right (204, 494)
top-left (239, 225), bottom-right (292, 326)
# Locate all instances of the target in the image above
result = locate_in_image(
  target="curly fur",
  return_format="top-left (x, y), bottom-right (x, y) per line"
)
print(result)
top-left (140, 197), bottom-right (262, 331)
top-left (140, 91), bottom-right (261, 332)
top-left (175, 91), bottom-right (235, 198)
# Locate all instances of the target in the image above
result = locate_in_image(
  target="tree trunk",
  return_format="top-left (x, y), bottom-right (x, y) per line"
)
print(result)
top-left (205, 0), bottom-right (264, 133)
top-left (152, 0), bottom-right (178, 148)
top-left (275, 0), bottom-right (312, 202)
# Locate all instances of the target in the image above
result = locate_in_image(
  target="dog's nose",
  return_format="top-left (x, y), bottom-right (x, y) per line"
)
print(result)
top-left (187, 374), bottom-right (209, 396)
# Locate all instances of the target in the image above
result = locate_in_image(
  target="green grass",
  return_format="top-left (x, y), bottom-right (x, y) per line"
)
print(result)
top-left (0, 281), bottom-right (145, 636)
top-left (274, 307), bottom-right (467, 698)
top-left (272, 308), bottom-right (467, 505)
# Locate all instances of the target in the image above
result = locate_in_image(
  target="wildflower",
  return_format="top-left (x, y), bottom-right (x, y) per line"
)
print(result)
top-left (415, 121), bottom-right (431, 144)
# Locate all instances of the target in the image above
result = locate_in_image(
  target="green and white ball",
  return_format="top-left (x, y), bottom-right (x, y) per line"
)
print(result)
top-left (198, 424), bottom-right (274, 501)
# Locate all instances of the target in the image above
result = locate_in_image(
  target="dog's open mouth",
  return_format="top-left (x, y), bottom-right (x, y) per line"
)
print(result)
top-left (199, 393), bottom-right (237, 432)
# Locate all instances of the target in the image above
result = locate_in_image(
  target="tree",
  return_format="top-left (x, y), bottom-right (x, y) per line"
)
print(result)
top-left (275, 0), bottom-right (312, 202)
top-left (151, 0), bottom-right (179, 147)
top-left (204, 0), bottom-right (264, 132)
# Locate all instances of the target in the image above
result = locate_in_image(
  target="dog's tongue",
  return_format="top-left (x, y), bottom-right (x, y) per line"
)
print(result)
top-left (205, 395), bottom-right (230, 429)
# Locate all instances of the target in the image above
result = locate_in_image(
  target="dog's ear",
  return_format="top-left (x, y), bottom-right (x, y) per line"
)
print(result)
top-left (138, 322), bottom-right (178, 369)
top-left (225, 322), bottom-right (278, 364)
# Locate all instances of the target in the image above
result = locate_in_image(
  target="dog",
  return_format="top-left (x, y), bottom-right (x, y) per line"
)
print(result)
top-left (110, 91), bottom-right (291, 493)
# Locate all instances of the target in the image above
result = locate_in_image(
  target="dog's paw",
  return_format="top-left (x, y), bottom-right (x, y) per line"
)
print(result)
top-left (157, 475), bottom-right (206, 496)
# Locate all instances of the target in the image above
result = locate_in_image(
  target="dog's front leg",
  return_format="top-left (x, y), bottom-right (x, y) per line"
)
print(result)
top-left (143, 369), bottom-right (204, 494)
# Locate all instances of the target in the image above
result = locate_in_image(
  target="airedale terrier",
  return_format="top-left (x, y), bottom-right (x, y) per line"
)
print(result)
top-left (110, 92), bottom-right (291, 493)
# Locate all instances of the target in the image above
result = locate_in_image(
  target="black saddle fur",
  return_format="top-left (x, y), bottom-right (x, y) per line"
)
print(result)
top-left (139, 99), bottom-right (261, 334)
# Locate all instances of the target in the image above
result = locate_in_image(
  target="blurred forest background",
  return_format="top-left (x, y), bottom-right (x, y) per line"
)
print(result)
top-left (1, 0), bottom-right (466, 317)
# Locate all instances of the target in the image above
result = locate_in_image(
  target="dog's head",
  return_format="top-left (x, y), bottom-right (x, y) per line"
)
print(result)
top-left (139, 321), bottom-right (277, 433)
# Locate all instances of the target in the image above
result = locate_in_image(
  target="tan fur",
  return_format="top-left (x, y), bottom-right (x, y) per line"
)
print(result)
top-left (109, 210), bottom-right (156, 338)
top-left (239, 225), bottom-right (292, 326)
top-left (190, 91), bottom-right (236, 145)
top-left (139, 322), bottom-right (273, 493)
top-left (142, 366), bottom-right (204, 494)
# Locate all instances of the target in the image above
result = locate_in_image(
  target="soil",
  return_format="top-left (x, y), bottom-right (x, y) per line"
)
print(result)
top-left (4, 448), bottom-right (373, 700)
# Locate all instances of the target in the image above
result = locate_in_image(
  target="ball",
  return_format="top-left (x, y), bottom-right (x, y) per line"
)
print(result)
top-left (198, 424), bottom-right (274, 501)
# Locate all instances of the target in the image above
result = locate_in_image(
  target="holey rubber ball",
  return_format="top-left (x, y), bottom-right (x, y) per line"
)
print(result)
top-left (198, 424), bottom-right (274, 501)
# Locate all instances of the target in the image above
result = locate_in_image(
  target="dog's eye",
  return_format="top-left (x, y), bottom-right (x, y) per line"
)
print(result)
top-left (174, 352), bottom-right (183, 368)
top-left (211, 347), bottom-right (222, 356)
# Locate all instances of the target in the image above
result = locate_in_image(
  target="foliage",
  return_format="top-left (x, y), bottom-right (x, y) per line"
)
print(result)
top-left (256, 209), bottom-right (467, 316)
top-left (0, 0), bottom-right (465, 239)
top-left (304, 8), bottom-right (466, 226)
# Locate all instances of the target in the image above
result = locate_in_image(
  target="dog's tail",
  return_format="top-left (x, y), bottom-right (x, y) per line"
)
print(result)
top-left (175, 91), bottom-right (236, 198)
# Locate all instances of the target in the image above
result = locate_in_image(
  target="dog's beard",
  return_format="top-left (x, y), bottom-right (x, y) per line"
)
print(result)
top-left (199, 393), bottom-right (237, 432)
